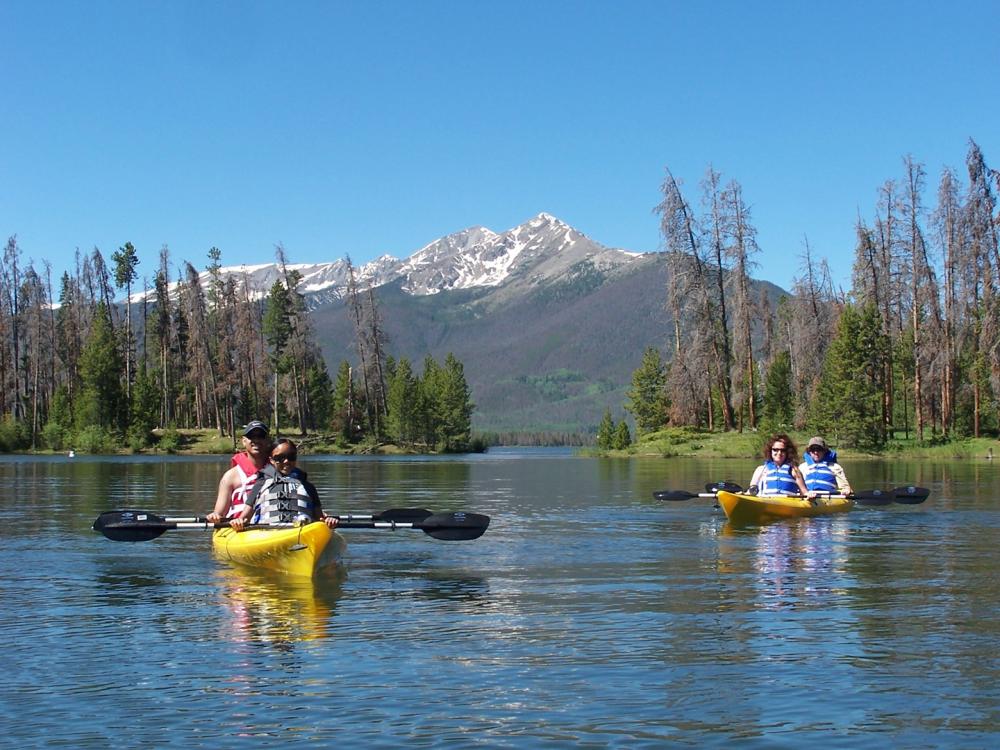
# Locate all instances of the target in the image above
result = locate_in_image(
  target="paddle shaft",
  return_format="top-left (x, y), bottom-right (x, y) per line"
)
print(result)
top-left (161, 508), bottom-right (434, 524)
top-left (94, 509), bottom-right (489, 542)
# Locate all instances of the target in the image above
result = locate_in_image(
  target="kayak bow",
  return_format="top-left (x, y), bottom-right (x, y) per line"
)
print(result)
top-left (212, 521), bottom-right (346, 577)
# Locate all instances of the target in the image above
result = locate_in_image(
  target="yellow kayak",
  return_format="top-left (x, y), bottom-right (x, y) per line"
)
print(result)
top-left (716, 490), bottom-right (853, 526)
top-left (212, 521), bottom-right (347, 577)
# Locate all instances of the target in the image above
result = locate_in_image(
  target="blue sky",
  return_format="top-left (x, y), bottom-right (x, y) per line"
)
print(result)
top-left (2, 1), bottom-right (998, 293)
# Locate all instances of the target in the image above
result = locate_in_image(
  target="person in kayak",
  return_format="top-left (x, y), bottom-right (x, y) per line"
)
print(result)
top-left (798, 436), bottom-right (852, 495)
top-left (748, 434), bottom-right (813, 497)
top-left (207, 420), bottom-right (272, 523)
top-left (230, 438), bottom-right (339, 530)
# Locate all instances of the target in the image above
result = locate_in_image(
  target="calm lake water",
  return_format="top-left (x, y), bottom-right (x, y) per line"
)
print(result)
top-left (2, 448), bottom-right (998, 748)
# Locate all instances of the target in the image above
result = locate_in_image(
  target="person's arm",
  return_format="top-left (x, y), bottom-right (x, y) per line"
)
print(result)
top-left (748, 465), bottom-right (765, 492)
top-left (307, 481), bottom-right (338, 528)
top-left (229, 503), bottom-right (254, 531)
top-left (791, 465), bottom-right (812, 497)
top-left (831, 463), bottom-right (852, 495)
top-left (207, 467), bottom-right (239, 522)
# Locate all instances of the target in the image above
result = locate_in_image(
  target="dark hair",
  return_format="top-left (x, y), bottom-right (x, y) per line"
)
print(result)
top-left (762, 433), bottom-right (800, 465)
top-left (271, 437), bottom-right (296, 456)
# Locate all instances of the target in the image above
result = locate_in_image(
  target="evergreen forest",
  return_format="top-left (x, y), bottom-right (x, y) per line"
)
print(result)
top-left (613, 139), bottom-right (1000, 452)
top-left (0, 243), bottom-right (475, 454)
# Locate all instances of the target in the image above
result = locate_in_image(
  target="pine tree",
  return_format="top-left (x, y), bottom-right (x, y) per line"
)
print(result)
top-left (437, 353), bottom-right (473, 451)
top-left (386, 357), bottom-right (419, 445)
top-left (760, 350), bottom-right (794, 432)
top-left (76, 302), bottom-right (125, 432)
top-left (810, 303), bottom-right (887, 451)
top-left (330, 360), bottom-right (357, 445)
top-left (624, 347), bottom-right (669, 434)
top-left (112, 241), bottom-right (139, 405)
top-left (612, 420), bottom-right (632, 450)
top-left (596, 408), bottom-right (615, 449)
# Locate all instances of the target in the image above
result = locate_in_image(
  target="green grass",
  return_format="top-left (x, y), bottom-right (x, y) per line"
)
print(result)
top-left (604, 427), bottom-right (1000, 460)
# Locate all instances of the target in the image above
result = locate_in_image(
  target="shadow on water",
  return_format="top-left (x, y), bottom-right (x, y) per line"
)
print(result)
top-left (374, 564), bottom-right (491, 604)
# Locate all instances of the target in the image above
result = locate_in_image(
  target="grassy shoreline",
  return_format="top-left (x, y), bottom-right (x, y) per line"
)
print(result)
top-left (13, 426), bottom-right (1000, 460)
top-left (591, 426), bottom-right (1000, 461)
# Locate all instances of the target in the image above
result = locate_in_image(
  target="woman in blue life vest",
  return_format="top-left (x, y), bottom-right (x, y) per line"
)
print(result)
top-left (748, 434), bottom-right (812, 497)
top-left (798, 436), bottom-right (852, 495)
top-left (230, 438), bottom-right (339, 531)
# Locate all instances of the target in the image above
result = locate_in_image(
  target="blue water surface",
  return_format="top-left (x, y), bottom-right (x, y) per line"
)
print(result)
top-left (2, 448), bottom-right (998, 748)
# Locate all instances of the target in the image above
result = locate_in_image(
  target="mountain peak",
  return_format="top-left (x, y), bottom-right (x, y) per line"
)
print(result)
top-left (133, 212), bottom-right (643, 305)
top-left (529, 212), bottom-right (567, 227)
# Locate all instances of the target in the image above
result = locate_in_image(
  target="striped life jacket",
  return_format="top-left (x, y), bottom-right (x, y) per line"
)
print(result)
top-left (761, 460), bottom-right (800, 496)
top-left (228, 452), bottom-right (263, 519)
top-left (802, 451), bottom-right (838, 493)
top-left (248, 465), bottom-right (318, 525)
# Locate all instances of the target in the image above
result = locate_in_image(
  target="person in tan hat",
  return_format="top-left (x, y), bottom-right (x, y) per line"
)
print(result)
top-left (798, 436), bottom-right (852, 495)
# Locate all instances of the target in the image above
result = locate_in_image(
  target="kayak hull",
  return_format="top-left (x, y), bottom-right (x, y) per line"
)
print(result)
top-left (717, 490), bottom-right (853, 526)
top-left (212, 522), bottom-right (347, 577)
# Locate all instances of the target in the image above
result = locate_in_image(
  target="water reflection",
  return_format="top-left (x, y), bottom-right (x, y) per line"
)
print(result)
top-left (6, 452), bottom-right (1000, 746)
top-left (214, 565), bottom-right (345, 648)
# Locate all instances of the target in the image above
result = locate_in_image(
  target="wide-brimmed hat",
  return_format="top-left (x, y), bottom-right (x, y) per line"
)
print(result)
top-left (807, 436), bottom-right (827, 450)
top-left (242, 420), bottom-right (269, 437)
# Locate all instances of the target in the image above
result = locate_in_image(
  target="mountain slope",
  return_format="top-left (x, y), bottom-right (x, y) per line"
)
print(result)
top-left (139, 213), bottom-right (785, 434)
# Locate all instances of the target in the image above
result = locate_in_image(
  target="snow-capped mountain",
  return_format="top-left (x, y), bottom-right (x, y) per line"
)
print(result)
top-left (138, 213), bottom-right (643, 306)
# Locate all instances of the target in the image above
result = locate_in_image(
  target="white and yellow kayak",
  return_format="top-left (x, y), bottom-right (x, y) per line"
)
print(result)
top-left (212, 521), bottom-right (347, 577)
top-left (716, 490), bottom-right (853, 526)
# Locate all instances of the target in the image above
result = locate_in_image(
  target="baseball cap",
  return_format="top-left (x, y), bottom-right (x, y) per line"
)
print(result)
top-left (807, 436), bottom-right (827, 450)
top-left (243, 420), bottom-right (269, 437)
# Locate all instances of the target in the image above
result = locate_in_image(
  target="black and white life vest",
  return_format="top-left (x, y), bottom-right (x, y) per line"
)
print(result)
top-left (247, 465), bottom-right (317, 525)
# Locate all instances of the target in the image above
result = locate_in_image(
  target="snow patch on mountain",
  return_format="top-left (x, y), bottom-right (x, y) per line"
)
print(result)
top-left (133, 213), bottom-right (646, 304)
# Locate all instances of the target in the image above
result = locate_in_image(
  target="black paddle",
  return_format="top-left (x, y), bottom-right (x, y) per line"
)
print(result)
top-left (847, 488), bottom-right (895, 506)
top-left (806, 486), bottom-right (931, 506)
top-left (93, 509), bottom-right (489, 542)
top-left (888, 485), bottom-right (930, 504)
top-left (654, 484), bottom-right (930, 507)
top-left (653, 481), bottom-right (744, 502)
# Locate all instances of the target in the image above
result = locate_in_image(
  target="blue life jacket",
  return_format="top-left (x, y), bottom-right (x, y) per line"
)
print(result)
top-left (761, 460), bottom-right (800, 496)
top-left (802, 450), bottom-right (839, 493)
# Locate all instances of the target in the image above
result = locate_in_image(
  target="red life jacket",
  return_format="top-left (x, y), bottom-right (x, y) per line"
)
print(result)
top-left (228, 452), bottom-right (264, 519)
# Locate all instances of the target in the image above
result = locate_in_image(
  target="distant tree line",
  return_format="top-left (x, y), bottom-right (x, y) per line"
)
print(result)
top-left (0, 242), bottom-right (475, 453)
top-left (623, 139), bottom-right (1000, 452)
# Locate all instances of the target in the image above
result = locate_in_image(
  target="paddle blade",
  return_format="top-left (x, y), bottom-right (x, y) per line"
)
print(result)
top-left (416, 512), bottom-right (490, 541)
top-left (851, 489), bottom-right (894, 506)
top-left (93, 510), bottom-right (173, 542)
top-left (706, 481), bottom-right (743, 494)
top-left (893, 486), bottom-right (930, 504)
top-left (653, 490), bottom-right (697, 502)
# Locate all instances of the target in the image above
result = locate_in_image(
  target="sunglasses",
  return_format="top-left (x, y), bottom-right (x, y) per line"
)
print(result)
top-left (771, 447), bottom-right (787, 453)
top-left (271, 452), bottom-right (297, 462)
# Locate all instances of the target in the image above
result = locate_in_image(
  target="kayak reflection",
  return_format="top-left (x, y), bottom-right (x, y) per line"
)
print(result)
top-left (215, 564), bottom-right (345, 646)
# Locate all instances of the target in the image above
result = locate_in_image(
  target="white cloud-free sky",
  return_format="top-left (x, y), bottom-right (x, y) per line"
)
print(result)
top-left (2, 0), bottom-right (997, 292)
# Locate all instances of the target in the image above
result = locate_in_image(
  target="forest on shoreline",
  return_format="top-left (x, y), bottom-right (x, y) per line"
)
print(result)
top-left (598, 139), bottom-right (1000, 456)
top-left (3, 140), bottom-right (999, 456)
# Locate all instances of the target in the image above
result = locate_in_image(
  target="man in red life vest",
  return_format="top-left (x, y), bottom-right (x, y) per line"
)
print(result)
top-left (207, 420), bottom-right (272, 523)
